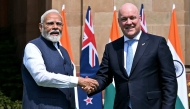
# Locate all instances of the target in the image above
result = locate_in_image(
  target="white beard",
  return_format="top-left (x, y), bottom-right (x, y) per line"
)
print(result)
top-left (42, 28), bottom-right (62, 42)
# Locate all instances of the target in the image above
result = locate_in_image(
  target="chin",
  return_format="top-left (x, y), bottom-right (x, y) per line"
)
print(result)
top-left (45, 34), bottom-right (62, 42)
top-left (50, 35), bottom-right (61, 42)
top-left (126, 32), bottom-right (135, 36)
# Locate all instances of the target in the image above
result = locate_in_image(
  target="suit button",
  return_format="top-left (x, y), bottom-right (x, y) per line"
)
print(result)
top-left (66, 72), bottom-right (68, 75)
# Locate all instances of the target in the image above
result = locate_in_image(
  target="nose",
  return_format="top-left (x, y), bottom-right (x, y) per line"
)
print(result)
top-left (52, 23), bottom-right (58, 29)
top-left (126, 19), bottom-right (132, 24)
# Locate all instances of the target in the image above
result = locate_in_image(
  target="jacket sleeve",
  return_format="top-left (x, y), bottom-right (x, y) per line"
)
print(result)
top-left (158, 37), bottom-right (177, 109)
top-left (89, 44), bottom-right (113, 96)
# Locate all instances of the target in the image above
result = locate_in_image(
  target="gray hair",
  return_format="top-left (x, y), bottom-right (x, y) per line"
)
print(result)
top-left (40, 9), bottom-right (62, 23)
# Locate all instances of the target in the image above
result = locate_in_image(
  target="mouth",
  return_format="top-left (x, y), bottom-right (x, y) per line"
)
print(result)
top-left (124, 28), bottom-right (132, 32)
top-left (125, 26), bottom-right (134, 30)
top-left (50, 31), bottom-right (60, 36)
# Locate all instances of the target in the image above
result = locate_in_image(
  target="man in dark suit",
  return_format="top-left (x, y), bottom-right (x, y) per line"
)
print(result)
top-left (21, 9), bottom-right (98, 109)
top-left (86, 3), bottom-right (177, 109)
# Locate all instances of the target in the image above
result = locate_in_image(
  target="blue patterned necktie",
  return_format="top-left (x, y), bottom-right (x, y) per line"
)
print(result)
top-left (126, 39), bottom-right (136, 76)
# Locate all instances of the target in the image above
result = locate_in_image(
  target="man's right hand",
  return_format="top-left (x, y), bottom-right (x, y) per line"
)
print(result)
top-left (78, 77), bottom-right (98, 94)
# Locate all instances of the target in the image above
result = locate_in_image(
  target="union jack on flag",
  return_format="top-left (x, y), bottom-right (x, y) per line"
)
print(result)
top-left (140, 4), bottom-right (148, 33)
top-left (77, 6), bottom-right (102, 109)
top-left (82, 6), bottom-right (98, 68)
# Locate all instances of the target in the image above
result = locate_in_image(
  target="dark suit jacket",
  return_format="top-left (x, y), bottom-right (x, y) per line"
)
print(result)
top-left (90, 32), bottom-right (177, 109)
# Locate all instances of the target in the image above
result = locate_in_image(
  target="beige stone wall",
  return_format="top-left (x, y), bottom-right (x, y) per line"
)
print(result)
top-left (51, 0), bottom-right (190, 72)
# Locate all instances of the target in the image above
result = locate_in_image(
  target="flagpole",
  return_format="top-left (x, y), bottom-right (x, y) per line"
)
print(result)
top-left (61, 5), bottom-right (79, 109)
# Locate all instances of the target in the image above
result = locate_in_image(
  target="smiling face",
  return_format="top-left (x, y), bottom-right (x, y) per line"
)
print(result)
top-left (39, 12), bottom-right (63, 42)
top-left (118, 3), bottom-right (141, 39)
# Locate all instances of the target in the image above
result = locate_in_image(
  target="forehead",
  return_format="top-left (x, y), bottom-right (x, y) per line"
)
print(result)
top-left (44, 12), bottom-right (62, 22)
top-left (119, 5), bottom-right (139, 17)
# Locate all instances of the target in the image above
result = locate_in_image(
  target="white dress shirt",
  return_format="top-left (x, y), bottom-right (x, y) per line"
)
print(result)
top-left (23, 42), bottom-right (78, 88)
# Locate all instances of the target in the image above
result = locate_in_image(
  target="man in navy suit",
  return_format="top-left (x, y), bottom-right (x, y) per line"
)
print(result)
top-left (86, 3), bottom-right (177, 109)
top-left (21, 9), bottom-right (98, 109)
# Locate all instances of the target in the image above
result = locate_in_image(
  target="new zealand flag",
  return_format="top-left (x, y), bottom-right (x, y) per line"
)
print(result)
top-left (77, 6), bottom-right (103, 109)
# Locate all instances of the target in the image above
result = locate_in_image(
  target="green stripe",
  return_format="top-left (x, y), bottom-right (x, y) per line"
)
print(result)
top-left (175, 96), bottom-right (185, 109)
top-left (104, 83), bottom-right (116, 109)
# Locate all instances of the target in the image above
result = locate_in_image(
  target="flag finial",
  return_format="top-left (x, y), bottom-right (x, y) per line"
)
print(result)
top-left (62, 5), bottom-right (65, 10)
top-left (172, 4), bottom-right (175, 10)
top-left (141, 4), bottom-right (144, 8)
top-left (114, 6), bottom-right (116, 11)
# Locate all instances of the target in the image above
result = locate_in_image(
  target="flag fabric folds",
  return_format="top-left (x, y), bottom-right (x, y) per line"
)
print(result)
top-left (140, 4), bottom-right (148, 33)
top-left (108, 6), bottom-right (120, 42)
top-left (78, 6), bottom-right (102, 109)
top-left (167, 4), bottom-right (188, 109)
top-left (60, 5), bottom-right (79, 109)
top-left (60, 5), bottom-right (74, 62)
top-left (103, 6), bottom-right (120, 109)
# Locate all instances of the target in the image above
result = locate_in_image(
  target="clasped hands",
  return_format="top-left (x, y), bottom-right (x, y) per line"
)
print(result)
top-left (78, 77), bottom-right (98, 94)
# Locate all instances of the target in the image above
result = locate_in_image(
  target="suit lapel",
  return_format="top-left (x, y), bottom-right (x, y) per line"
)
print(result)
top-left (116, 37), bottom-right (129, 78)
top-left (130, 32), bottom-right (149, 75)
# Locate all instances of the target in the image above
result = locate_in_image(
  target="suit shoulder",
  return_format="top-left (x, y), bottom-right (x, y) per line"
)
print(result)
top-left (146, 33), bottom-right (166, 41)
top-left (146, 33), bottom-right (165, 40)
top-left (107, 37), bottom-right (123, 46)
top-left (29, 36), bottom-right (41, 44)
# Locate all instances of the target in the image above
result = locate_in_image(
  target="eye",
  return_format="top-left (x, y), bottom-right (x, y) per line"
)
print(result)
top-left (56, 22), bottom-right (63, 26)
top-left (46, 22), bottom-right (54, 26)
top-left (129, 16), bottom-right (136, 20)
top-left (121, 18), bottom-right (127, 22)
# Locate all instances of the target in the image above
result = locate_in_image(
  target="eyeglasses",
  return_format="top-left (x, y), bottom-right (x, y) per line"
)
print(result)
top-left (41, 22), bottom-right (63, 27)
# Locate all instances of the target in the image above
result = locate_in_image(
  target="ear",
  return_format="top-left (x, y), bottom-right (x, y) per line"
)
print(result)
top-left (39, 23), bottom-right (42, 33)
top-left (118, 18), bottom-right (121, 27)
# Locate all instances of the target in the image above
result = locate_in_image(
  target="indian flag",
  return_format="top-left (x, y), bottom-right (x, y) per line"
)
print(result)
top-left (167, 4), bottom-right (189, 109)
top-left (60, 5), bottom-right (79, 109)
top-left (104, 6), bottom-right (120, 109)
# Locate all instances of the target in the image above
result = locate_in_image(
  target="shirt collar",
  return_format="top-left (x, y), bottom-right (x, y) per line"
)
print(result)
top-left (53, 42), bottom-right (60, 49)
top-left (124, 30), bottom-right (142, 42)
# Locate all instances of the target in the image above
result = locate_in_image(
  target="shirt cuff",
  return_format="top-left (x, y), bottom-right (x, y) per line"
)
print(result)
top-left (70, 76), bottom-right (79, 87)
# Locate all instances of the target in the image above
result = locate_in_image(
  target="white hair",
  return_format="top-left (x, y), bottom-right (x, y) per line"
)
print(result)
top-left (40, 9), bottom-right (62, 23)
top-left (40, 9), bottom-right (62, 42)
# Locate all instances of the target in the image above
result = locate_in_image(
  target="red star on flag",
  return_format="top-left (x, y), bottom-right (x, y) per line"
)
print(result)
top-left (84, 96), bottom-right (93, 105)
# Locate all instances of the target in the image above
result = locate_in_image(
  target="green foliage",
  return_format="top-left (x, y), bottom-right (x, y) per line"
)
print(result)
top-left (0, 28), bottom-right (23, 102)
top-left (0, 91), bottom-right (22, 109)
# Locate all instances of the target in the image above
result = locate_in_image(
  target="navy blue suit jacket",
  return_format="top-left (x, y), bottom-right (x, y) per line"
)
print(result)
top-left (90, 32), bottom-right (177, 109)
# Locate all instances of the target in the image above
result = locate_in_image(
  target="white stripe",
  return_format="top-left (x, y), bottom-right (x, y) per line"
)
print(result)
top-left (85, 19), bottom-right (94, 34)
top-left (167, 40), bottom-right (189, 109)
top-left (72, 62), bottom-right (79, 109)
top-left (81, 41), bottom-right (98, 55)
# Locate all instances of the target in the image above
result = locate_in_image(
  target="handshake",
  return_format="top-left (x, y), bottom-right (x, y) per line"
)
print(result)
top-left (78, 77), bottom-right (99, 94)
